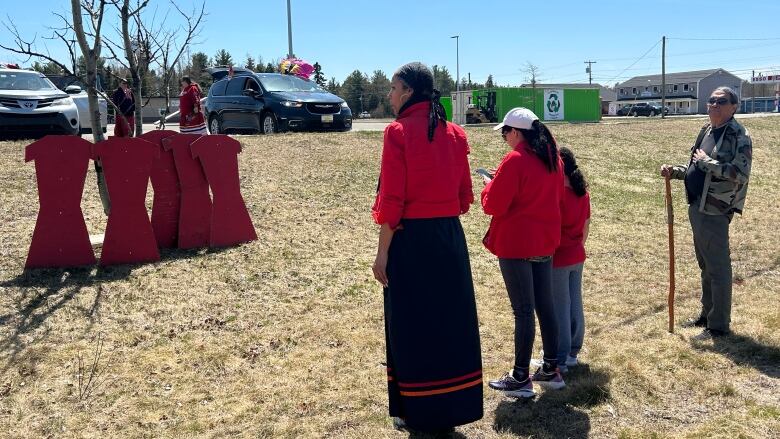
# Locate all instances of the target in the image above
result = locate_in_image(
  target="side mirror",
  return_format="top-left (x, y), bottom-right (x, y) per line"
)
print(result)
top-left (243, 88), bottom-right (260, 98)
top-left (65, 85), bottom-right (82, 94)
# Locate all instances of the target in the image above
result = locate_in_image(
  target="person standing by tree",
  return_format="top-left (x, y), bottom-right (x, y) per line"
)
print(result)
top-left (111, 78), bottom-right (135, 137)
top-left (179, 76), bottom-right (207, 134)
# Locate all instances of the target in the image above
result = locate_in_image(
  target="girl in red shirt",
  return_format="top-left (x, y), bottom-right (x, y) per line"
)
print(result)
top-left (371, 62), bottom-right (482, 434)
top-left (481, 107), bottom-right (565, 398)
top-left (550, 146), bottom-right (591, 372)
top-left (179, 77), bottom-right (207, 134)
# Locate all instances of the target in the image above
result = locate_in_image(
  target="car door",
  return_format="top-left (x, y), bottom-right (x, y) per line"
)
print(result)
top-left (221, 77), bottom-right (249, 130)
top-left (243, 78), bottom-right (265, 131)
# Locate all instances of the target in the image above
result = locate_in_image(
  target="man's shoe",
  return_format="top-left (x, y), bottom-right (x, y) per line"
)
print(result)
top-left (565, 355), bottom-right (579, 367)
top-left (531, 367), bottom-right (566, 390)
top-left (682, 316), bottom-right (707, 328)
top-left (488, 371), bottom-right (536, 399)
top-left (692, 328), bottom-right (729, 341)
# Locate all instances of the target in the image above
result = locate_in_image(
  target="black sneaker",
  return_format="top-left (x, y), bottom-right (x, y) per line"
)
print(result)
top-left (488, 371), bottom-right (535, 398)
top-left (682, 316), bottom-right (707, 328)
top-left (692, 328), bottom-right (729, 340)
top-left (530, 367), bottom-right (565, 390)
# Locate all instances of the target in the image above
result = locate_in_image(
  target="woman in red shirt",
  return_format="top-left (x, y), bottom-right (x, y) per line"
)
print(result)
top-left (371, 62), bottom-right (482, 434)
top-left (481, 107), bottom-right (565, 398)
top-left (179, 77), bottom-right (207, 134)
top-left (551, 146), bottom-right (591, 372)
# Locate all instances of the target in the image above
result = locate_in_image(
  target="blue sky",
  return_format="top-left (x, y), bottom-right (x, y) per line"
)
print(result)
top-left (3, 0), bottom-right (779, 86)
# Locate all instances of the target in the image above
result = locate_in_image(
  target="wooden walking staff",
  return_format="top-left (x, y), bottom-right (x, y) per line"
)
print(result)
top-left (664, 175), bottom-right (676, 333)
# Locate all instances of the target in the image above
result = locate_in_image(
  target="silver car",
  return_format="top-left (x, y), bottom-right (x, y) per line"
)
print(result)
top-left (0, 66), bottom-right (81, 138)
top-left (46, 74), bottom-right (108, 134)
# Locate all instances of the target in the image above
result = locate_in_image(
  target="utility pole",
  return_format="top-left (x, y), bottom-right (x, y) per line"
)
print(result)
top-left (661, 36), bottom-right (666, 119)
top-left (286, 0), bottom-right (294, 58)
top-left (751, 70), bottom-right (755, 113)
top-left (451, 35), bottom-right (460, 94)
top-left (584, 60), bottom-right (596, 85)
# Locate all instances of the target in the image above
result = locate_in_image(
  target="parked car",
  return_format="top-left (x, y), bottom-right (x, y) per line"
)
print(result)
top-left (204, 67), bottom-right (352, 134)
top-left (626, 102), bottom-right (668, 117)
top-left (46, 75), bottom-right (108, 134)
top-left (0, 64), bottom-right (80, 138)
top-left (616, 105), bottom-right (633, 116)
top-left (359, 111), bottom-right (371, 119)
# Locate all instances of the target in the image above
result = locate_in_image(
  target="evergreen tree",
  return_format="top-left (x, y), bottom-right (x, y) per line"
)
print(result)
top-left (369, 70), bottom-right (391, 117)
top-left (245, 54), bottom-right (256, 71)
top-left (213, 49), bottom-right (233, 67)
top-left (431, 65), bottom-right (455, 96)
top-left (265, 62), bottom-right (275, 73)
top-left (326, 77), bottom-right (341, 95)
top-left (312, 62), bottom-right (326, 87)
top-left (485, 74), bottom-right (495, 88)
top-left (341, 70), bottom-right (369, 113)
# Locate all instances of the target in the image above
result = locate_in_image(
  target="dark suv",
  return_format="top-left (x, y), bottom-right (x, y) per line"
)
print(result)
top-left (626, 102), bottom-right (668, 117)
top-left (205, 67), bottom-right (352, 134)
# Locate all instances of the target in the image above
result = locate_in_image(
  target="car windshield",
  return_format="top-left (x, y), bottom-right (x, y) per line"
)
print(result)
top-left (0, 72), bottom-right (57, 91)
top-left (258, 75), bottom-right (323, 92)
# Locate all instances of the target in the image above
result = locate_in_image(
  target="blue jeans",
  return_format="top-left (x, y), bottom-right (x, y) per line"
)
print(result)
top-left (552, 263), bottom-right (585, 364)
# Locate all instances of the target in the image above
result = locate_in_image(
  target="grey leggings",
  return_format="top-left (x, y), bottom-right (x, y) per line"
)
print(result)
top-left (499, 258), bottom-right (559, 372)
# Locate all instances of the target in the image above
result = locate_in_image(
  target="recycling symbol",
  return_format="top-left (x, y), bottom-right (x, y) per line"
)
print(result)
top-left (547, 93), bottom-right (561, 113)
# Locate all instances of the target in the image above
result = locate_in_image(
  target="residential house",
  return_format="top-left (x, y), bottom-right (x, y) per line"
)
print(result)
top-left (615, 68), bottom-right (742, 114)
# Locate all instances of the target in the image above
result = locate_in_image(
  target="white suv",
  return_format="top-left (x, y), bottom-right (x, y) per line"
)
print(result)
top-left (0, 64), bottom-right (80, 138)
top-left (46, 74), bottom-right (108, 134)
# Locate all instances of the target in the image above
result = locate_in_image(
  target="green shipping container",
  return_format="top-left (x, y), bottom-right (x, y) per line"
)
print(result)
top-left (440, 96), bottom-right (453, 122)
top-left (472, 87), bottom-right (600, 123)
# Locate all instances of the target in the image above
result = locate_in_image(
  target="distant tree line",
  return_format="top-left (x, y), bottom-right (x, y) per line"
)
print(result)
top-left (30, 48), bottom-right (499, 119)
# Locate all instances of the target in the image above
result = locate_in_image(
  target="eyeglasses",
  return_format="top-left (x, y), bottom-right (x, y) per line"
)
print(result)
top-left (707, 97), bottom-right (730, 106)
top-left (501, 127), bottom-right (512, 140)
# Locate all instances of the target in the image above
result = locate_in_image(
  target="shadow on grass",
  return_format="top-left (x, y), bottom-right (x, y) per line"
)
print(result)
top-left (0, 244), bottom-right (236, 373)
top-left (492, 364), bottom-right (610, 439)
top-left (693, 333), bottom-right (780, 378)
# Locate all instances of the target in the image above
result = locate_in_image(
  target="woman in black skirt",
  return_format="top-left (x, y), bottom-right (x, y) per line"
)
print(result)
top-left (371, 62), bottom-right (483, 434)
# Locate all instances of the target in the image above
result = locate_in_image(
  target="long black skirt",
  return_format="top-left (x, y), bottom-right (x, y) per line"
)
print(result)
top-left (384, 217), bottom-right (483, 430)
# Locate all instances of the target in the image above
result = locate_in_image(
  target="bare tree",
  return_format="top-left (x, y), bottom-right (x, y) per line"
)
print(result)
top-left (523, 62), bottom-right (542, 110)
top-left (148, 1), bottom-right (206, 128)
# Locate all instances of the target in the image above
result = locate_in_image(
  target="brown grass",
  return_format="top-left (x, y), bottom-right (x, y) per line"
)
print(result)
top-left (0, 116), bottom-right (778, 439)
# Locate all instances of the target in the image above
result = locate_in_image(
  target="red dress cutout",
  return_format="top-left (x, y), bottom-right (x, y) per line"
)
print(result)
top-left (94, 137), bottom-right (160, 266)
top-left (191, 135), bottom-right (257, 247)
top-left (141, 130), bottom-right (180, 248)
top-left (24, 135), bottom-right (96, 268)
top-left (163, 134), bottom-right (212, 249)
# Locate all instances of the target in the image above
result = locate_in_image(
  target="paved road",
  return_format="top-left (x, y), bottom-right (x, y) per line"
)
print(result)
top-left (86, 112), bottom-right (778, 140)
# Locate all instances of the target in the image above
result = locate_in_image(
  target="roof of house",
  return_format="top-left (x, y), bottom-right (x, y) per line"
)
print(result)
top-left (520, 83), bottom-right (617, 101)
top-left (616, 69), bottom-right (738, 87)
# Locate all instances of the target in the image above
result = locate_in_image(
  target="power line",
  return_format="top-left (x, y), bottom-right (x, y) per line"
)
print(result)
top-left (603, 39), bottom-right (662, 85)
top-left (668, 36), bottom-right (780, 41)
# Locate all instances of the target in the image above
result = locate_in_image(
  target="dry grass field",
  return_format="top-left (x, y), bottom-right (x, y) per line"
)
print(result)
top-left (0, 116), bottom-right (778, 439)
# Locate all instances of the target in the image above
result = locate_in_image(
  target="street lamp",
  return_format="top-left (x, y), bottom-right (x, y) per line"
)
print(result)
top-left (286, 0), bottom-right (294, 58)
top-left (451, 35), bottom-right (460, 94)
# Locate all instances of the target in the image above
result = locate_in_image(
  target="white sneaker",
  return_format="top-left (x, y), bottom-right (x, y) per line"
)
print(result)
top-left (530, 358), bottom-right (568, 373)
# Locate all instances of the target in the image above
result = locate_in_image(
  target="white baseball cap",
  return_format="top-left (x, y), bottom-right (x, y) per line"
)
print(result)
top-left (493, 107), bottom-right (538, 131)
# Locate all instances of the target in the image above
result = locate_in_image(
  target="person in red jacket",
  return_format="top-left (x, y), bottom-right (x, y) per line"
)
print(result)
top-left (371, 62), bottom-right (482, 434)
top-left (481, 107), bottom-right (565, 398)
top-left (549, 146), bottom-right (591, 373)
top-left (179, 76), bottom-right (207, 134)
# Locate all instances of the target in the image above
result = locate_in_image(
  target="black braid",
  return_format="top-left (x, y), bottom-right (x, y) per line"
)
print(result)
top-left (427, 89), bottom-right (448, 142)
top-left (559, 146), bottom-right (588, 197)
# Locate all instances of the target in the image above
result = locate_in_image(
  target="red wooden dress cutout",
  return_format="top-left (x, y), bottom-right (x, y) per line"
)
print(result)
top-left (191, 135), bottom-right (257, 247)
top-left (162, 134), bottom-right (212, 249)
top-left (140, 130), bottom-right (180, 248)
top-left (24, 136), bottom-right (96, 268)
top-left (94, 137), bottom-right (160, 266)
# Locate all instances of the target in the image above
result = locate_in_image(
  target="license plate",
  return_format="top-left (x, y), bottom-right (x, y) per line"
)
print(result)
top-left (321, 114), bottom-right (334, 123)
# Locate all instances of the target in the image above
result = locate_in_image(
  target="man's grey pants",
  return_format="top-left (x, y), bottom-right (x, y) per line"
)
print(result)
top-left (688, 204), bottom-right (732, 332)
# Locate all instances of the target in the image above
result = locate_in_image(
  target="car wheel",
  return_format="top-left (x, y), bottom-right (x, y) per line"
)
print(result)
top-left (209, 115), bottom-right (222, 134)
top-left (262, 112), bottom-right (278, 134)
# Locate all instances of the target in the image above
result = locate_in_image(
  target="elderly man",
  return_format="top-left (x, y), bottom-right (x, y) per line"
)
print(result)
top-left (660, 86), bottom-right (752, 340)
